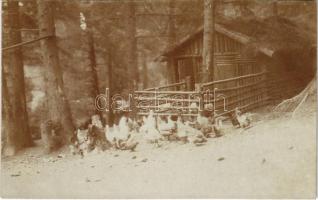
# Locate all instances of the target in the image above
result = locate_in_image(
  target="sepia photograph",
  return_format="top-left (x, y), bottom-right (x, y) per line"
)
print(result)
top-left (0, 0), bottom-right (317, 198)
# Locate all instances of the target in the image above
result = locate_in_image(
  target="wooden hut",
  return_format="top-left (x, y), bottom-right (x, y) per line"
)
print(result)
top-left (155, 18), bottom-right (315, 102)
top-left (155, 24), bottom-right (270, 86)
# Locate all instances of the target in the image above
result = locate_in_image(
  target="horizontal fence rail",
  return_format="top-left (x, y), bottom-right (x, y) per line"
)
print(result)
top-left (201, 71), bottom-right (267, 88)
top-left (135, 90), bottom-right (198, 95)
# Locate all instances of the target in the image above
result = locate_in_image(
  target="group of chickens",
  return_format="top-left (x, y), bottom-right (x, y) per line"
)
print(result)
top-left (137, 110), bottom-right (222, 147)
top-left (70, 107), bottom-right (252, 157)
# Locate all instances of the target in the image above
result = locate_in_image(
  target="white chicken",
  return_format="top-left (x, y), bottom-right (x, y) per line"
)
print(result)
top-left (91, 114), bottom-right (103, 129)
top-left (189, 102), bottom-right (198, 113)
top-left (196, 113), bottom-right (214, 137)
top-left (189, 102), bottom-right (198, 109)
top-left (213, 116), bottom-right (224, 137)
top-left (197, 113), bottom-right (210, 127)
top-left (105, 119), bottom-right (137, 150)
top-left (176, 116), bottom-right (203, 141)
top-left (127, 118), bottom-right (137, 132)
top-left (234, 108), bottom-right (252, 128)
top-left (118, 117), bottom-right (139, 151)
top-left (140, 110), bottom-right (162, 144)
top-left (204, 103), bottom-right (214, 111)
top-left (117, 115), bottom-right (130, 141)
top-left (105, 124), bottom-right (119, 144)
top-left (157, 115), bottom-right (176, 136)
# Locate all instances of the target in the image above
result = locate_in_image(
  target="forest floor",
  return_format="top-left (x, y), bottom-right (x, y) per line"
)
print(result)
top-left (1, 105), bottom-right (316, 199)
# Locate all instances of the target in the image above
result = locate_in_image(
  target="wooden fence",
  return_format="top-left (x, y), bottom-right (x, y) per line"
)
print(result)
top-left (201, 71), bottom-right (269, 117)
top-left (134, 71), bottom-right (269, 118)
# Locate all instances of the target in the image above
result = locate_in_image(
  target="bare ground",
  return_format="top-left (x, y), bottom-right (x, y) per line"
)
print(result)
top-left (1, 107), bottom-right (316, 198)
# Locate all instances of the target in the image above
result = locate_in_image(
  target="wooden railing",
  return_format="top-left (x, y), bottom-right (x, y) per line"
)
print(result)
top-left (201, 71), bottom-right (267, 88)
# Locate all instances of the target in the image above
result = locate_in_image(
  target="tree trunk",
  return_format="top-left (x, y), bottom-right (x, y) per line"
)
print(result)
top-left (37, 0), bottom-right (74, 142)
top-left (5, 0), bottom-right (33, 150)
top-left (167, 0), bottom-right (176, 83)
top-left (127, 0), bottom-right (138, 90)
top-left (87, 31), bottom-right (100, 98)
top-left (202, 0), bottom-right (215, 83)
top-left (2, 71), bottom-right (18, 156)
top-left (86, 31), bottom-right (104, 121)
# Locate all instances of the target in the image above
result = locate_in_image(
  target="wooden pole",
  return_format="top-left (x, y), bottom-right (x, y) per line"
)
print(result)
top-left (168, 0), bottom-right (176, 47)
top-left (166, 0), bottom-right (176, 84)
top-left (202, 0), bottom-right (215, 83)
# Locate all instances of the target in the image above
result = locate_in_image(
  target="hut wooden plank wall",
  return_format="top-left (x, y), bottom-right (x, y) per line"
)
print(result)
top-left (159, 25), bottom-right (264, 87)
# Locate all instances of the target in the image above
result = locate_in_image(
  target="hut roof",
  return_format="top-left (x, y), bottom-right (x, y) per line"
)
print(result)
top-left (155, 16), bottom-right (315, 62)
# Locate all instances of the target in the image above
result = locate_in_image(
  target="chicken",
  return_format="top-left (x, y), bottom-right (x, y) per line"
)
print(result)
top-left (213, 116), bottom-right (224, 137)
top-left (144, 110), bottom-right (157, 128)
top-left (228, 112), bottom-right (240, 127)
top-left (110, 115), bottom-right (139, 150)
top-left (157, 115), bottom-right (176, 136)
top-left (233, 108), bottom-right (252, 128)
top-left (197, 113), bottom-right (210, 127)
top-left (176, 116), bottom-right (188, 138)
top-left (105, 125), bottom-right (118, 145)
top-left (189, 102), bottom-right (199, 113)
top-left (127, 118), bottom-right (138, 132)
top-left (117, 133), bottom-right (139, 151)
top-left (91, 114), bottom-right (103, 129)
top-left (118, 115), bottom-right (130, 141)
top-left (140, 110), bottom-right (162, 145)
top-left (204, 103), bottom-right (213, 110)
top-left (105, 121), bottom-right (138, 150)
top-left (176, 116), bottom-right (205, 144)
top-left (196, 113), bottom-right (214, 137)
top-left (189, 102), bottom-right (198, 109)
